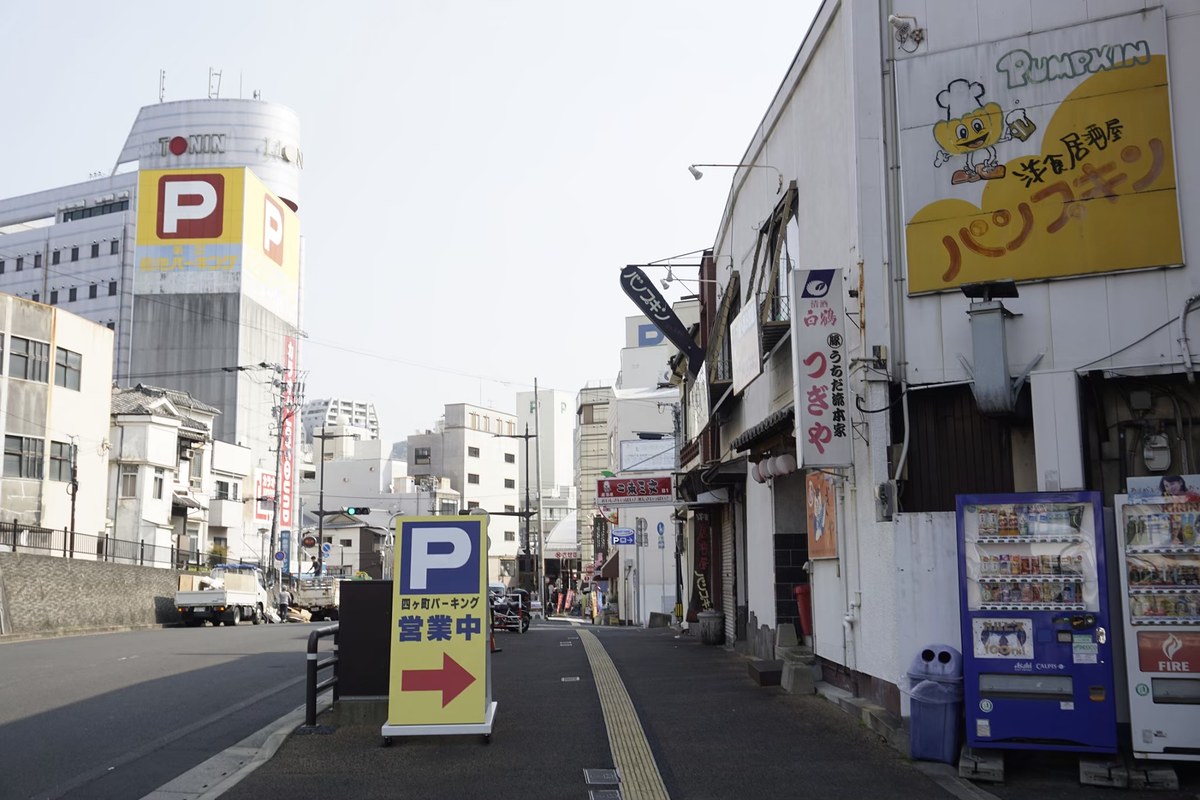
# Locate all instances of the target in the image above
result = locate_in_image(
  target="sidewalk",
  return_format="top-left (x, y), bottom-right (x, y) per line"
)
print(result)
top-left (194, 621), bottom-right (1199, 800)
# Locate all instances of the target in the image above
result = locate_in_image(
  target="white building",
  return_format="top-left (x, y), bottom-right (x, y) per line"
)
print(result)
top-left (0, 294), bottom-right (113, 543)
top-left (301, 398), bottom-right (380, 443)
top-left (574, 386), bottom-right (613, 583)
top-left (515, 387), bottom-right (577, 585)
top-left (607, 310), bottom-right (695, 625)
top-left (407, 404), bottom-right (520, 581)
top-left (0, 97), bottom-right (305, 572)
top-left (675, 0), bottom-right (1200, 723)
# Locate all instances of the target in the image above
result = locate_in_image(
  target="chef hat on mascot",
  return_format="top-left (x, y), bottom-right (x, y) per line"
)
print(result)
top-left (936, 78), bottom-right (986, 120)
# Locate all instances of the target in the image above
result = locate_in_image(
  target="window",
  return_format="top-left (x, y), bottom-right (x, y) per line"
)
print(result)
top-left (467, 501), bottom-right (480, 510)
top-left (153, 467), bottom-right (165, 499)
top-left (3, 436), bottom-right (44, 479)
top-left (110, 239), bottom-right (119, 255)
top-left (468, 446), bottom-right (480, 458)
top-left (414, 446), bottom-right (431, 465)
top-left (0, 259), bottom-right (4, 273)
top-left (504, 532), bottom-right (516, 542)
top-left (61, 199), bottom-right (129, 222)
top-left (440, 500), bottom-right (458, 515)
top-left (49, 441), bottom-right (72, 482)
top-left (504, 478), bottom-right (515, 489)
top-left (68, 287), bottom-right (77, 302)
top-left (31, 292), bottom-right (39, 302)
top-left (70, 247), bottom-right (78, 262)
top-left (15, 257), bottom-right (23, 271)
top-left (55, 347), bottom-right (82, 390)
top-left (90, 243), bottom-right (99, 258)
top-left (119, 464), bottom-right (138, 497)
top-left (49, 289), bottom-right (58, 305)
top-left (467, 473), bottom-right (480, 484)
top-left (52, 250), bottom-right (60, 265)
top-left (469, 412), bottom-right (479, 429)
top-left (10, 337), bottom-right (51, 383)
top-left (189, 449), bottom-right (204, 489)
top-left (106, 321), bottom-right (115, 331)
top-left (33, 253), bottom-right (41, 269)
top-left (89, 284), bottom-right (97, 299)
top-left (108, 280), bottom-right (117, 296)
top-left (339, 538), bottom-right (353, 548)
top-left (504, 453), bottom-right (515, 464)
top-left (215, 479), bottom-right (240, 501)
top-left (504, 505), bottom-right (516, 512)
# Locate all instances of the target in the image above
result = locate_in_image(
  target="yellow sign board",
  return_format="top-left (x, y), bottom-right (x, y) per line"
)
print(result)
top-left (385, 517), bottom-right (493, 732)
top-left (897, 10), bottom-right (1182, 294)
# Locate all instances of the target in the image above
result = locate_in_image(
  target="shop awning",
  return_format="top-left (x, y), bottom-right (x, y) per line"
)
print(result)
top-left (600, 550), bottom-right (622, 580)
top-left (172, 492), bottom-right (205, 509)
top-left (731, 405), bottom-right (794, 453)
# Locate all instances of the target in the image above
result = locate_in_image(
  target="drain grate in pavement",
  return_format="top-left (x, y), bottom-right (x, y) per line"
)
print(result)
top-left (583, 768), bottom-right (620, 785)
top-left (562, 676), bottom-right (580, 682)
top-left (588, 790), bottom-right (621, 800)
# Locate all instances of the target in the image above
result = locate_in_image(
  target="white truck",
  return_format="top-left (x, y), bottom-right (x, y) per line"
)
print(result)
top-left (175, 565), bottom-right (272, 626)
top-left (290, 575), bottom-right (340, 621)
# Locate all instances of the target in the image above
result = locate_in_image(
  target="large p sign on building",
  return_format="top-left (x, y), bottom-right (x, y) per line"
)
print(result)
top-left (156, 174), bottom-right (224, 238)
top-left (263, 195), bottom-right (284, 265)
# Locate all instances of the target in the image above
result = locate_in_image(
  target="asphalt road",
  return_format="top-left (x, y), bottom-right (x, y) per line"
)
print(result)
top-left (0, 623), bottom-right (319, 800)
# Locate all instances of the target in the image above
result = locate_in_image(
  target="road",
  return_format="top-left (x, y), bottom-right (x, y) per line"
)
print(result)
top-left (0, 623), bottom-right (317, 800)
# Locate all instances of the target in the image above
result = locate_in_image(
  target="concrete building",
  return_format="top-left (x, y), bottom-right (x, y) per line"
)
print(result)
top-left (0, 294), bottom-right (113, 541)
top-left (574, 385), bottom-right (613, 585)
top-left (301, 398), bottom-right (380, 443)
top-left (607, 309), bottom-right (695, 625)
top-left (407, 404), bottom-right (520, 581)
top-left (673, 0), bottom-right (1200, 725)
top-left (0, 97), bottom-right (305, 574)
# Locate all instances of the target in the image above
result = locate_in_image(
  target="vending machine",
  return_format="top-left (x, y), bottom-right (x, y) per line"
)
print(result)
top-left (1113, 494), bottom-right (1200, 761)
top-left (957, 492), bottom-right (1118, 753)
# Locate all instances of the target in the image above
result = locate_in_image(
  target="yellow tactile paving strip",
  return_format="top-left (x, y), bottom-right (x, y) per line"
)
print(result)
top-left (577, 628), bottom-right (671, 800)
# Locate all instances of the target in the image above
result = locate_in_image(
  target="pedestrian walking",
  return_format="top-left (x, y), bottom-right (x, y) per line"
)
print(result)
top-left (278, 586), bottom-right (292, 622)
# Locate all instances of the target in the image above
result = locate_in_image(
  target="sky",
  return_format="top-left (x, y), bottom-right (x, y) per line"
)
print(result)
top-left (0, 1), bottom-right (823, 445)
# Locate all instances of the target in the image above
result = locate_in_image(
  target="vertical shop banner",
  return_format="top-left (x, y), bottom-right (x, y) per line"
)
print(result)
top-left (619, 266), bottom-right (705, 377)
top-left (792, 269), bottom-right (850, 467)
top-left (806, 471), bottom-right (838, 559)
top-left (896, 8), bottom-right (1181, 293)
top-left (687, 512), bottom-right (714, 623)
top-left (279, 335), bottom-right (298, 531)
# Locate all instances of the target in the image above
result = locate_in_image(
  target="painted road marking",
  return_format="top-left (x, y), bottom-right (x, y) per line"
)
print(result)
top-left (578, 628), bottom-right (670, 800)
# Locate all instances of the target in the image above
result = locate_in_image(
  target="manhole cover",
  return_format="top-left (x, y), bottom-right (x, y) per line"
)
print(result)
top-left (589, 790), bottom-right (622, 800)
top-left (584, 768), bottom-right (620, 785)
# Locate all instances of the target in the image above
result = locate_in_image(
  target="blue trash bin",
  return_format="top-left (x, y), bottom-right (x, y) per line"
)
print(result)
top-left (907, 644), bottom-right (963, 764)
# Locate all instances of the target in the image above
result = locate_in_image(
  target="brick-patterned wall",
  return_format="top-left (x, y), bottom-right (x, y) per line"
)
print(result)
top-left (0, 553), bottom-right (184, 635)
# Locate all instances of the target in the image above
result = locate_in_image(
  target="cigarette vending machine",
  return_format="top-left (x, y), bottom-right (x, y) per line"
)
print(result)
top-left (1113, 494), bottom-right (1200, 761)
top-left (957, 492), bottom-right (1117, 753)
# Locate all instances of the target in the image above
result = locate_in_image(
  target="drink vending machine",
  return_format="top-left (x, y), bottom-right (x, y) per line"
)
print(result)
top-left (957, 492), bottom-right (1118, 753)
top-left (1113, 494), bottom-right (1200, 760)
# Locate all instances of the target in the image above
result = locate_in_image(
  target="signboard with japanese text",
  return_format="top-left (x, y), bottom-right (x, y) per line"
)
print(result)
top-left (279, 336), bottom-right (298, 531)
top-left (385, 517), bottom-right (492, 730)
top-left (686, 362), bottom-right (710, 442)
top-left (596, 476), bottom-right (674, 506)
top-left (612, 528), bottom-right (635, 546)
top-left (791, 269), bottom-right (850, 467)
top-left (619, 266), bottom-right (705, 377)
top-left (896, 8), bottom-right (1181, 293)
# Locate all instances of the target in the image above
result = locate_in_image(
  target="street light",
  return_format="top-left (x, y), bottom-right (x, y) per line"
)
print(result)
top-left (312, 428), bottom-right (359, 572)
top-left (688, 162), bottom-right (784, 193)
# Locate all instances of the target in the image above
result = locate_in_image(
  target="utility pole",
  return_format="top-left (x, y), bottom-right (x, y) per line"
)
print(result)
top-left (313, 429), bottom-right (356, 565)
top-left (671, 403), bottom-right (684, 624)
top-left (533, 378), bottom-right (544, 609)
top-left (67, 437), bottom-right (79, 557)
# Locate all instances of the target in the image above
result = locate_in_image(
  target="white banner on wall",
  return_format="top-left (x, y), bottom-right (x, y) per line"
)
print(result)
top-left (791, 269), bottom-right (850, 467)
top-left (730, 302), bottom-right (762, 395)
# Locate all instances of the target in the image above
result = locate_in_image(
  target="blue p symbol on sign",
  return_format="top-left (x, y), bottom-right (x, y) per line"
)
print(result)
top-left (638, 324), bottom-right (665, 347)
top-left (400, 521), bottom-right (481, 594)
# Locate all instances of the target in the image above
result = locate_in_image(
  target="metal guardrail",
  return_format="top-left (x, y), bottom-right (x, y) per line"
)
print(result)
top-left (304, 623), bottom-right (340, 727)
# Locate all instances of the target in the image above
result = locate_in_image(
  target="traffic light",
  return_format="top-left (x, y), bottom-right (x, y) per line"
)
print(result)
top-left (343, 506), bottom-right (371, 515)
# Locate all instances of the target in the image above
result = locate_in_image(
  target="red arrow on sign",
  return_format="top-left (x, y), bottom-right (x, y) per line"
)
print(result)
top-left (401, 653), bottom-right (476, 706)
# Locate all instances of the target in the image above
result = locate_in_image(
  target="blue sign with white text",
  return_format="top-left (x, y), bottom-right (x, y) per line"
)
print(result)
top-left (399, 520), bottom-right (483, 595)
top-left (638, 324), bottom-right (665, 347)
top-left (612, 527), bottom-right (635, 546)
